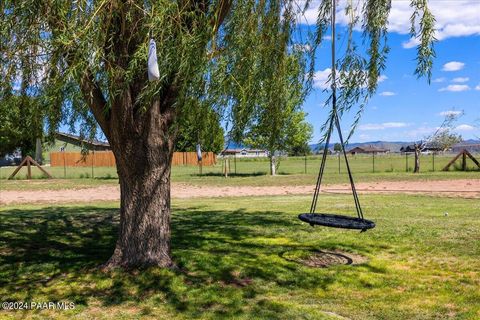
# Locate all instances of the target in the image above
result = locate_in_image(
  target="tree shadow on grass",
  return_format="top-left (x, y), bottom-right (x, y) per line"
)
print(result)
top-left (0, 205), bottom-right (357, 318)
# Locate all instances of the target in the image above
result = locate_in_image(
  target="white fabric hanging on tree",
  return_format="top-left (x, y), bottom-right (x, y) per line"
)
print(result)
top-left (196, 144), bottom-right (202, 161)
top-left (148, 39), bottom-right (160, 81)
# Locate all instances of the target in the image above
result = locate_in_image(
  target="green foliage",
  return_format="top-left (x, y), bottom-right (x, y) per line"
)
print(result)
top-left (209, 1), bottom-right (313, 159)
top-left (333, 143), bottom-right (342, 152)
top-left (0, 0), bottom-right (436, 152)
top-left (429, 131), bottom-right (462, 151)
top-left (410, 0), bottom-right (437, 81)
top-left (0, 94), bottom-right (44, 156)
top-left (174, 102), bottom-right (224, 153)
top-left (241, 51), bottom-right (313, 158)
top-left (288, 143), bottom-right (312, 156)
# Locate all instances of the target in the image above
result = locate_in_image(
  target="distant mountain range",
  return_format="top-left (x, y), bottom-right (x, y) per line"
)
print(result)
top-left (310, 139), bottom-right (480, 153)
top-left (225, 139), bottom-right (480, 153)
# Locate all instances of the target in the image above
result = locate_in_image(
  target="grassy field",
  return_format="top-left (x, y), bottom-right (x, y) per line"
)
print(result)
top-left (1, 194), bottom-right (479, 319)
top-left (1, 153), bottom-right (479, 191)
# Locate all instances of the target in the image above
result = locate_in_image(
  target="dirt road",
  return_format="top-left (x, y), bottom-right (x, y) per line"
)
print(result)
top-left (1, 179), bottom-right (479, 205)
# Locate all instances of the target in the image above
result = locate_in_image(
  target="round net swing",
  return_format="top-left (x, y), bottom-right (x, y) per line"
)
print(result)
top-left (298, 0), bottom-right (374, 232)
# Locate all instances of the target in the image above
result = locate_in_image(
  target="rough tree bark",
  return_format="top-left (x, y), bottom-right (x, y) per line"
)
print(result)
top-left (97, 89), bottom-right (178, 269)
top-left (105, 141), bottom-right (175, 268)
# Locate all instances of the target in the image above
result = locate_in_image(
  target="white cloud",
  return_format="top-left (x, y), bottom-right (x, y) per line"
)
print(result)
top-left (455, 124), bottom-right (475, 131)
top-left (439, 110), bottom-right (463, 117)
top-left (442, 61), bottom-right (465, 72)
top-left (379, 91), bottom-right (396, 96)
top-left (404, 126), bottom-right (443, 139)
top-left (300, 1), bottom-right (480, 42)
top-left (452, 77), bottom-right (469, 83)
top-left (432, 77), bottom-right (446, 83)
top-left (438, 85), bottom-right (470, 92)
top-left (359, 122), bottom-right (410, 131)
top-left (402, 38), bottom-right (420, 49)
top-left (377, 75), bottom-right (388, 83)
top-left (322, 35), bottom-right (332, 41)
top-left (475, 84), bottom-right (480, 91)
top-left (313, 68), bottom-right (331, 89)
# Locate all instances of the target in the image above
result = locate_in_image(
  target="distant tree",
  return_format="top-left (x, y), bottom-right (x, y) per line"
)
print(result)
top-left (174, 105), bottom-right (224, 154)
top-left (244, 109), bottom-right (313, 175)
top-left (289, 143), bottom-right (312, 156)
top-left (241, 50), bottom-right (313, 175)
top-left (413, 112), bottom-right (463, 173)
top-left (333, 143), bottom-right (342, 152)
top-left (429, 131), bottom-right (462, 152)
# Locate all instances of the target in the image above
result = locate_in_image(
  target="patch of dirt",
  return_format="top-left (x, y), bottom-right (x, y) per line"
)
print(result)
top-left (1, 179), bottom-right (479, 205)
top-left (323, 179), bottom-right (480, 198)
top-left (301, 250), bottom-right (367, 268)
top-left (283, 249), bottom-right (368, 268)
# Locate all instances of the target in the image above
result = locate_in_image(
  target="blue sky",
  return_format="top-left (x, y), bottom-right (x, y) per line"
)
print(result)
top-left (300, 0), bottom-right (480, 144)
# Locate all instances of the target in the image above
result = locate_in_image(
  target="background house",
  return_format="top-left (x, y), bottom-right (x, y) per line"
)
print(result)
top-left (220, 148), bottom-right (268, 158)
top-left (55, 132), bottom-right (111, 151)
top-left (400, 143), bottom-right (444, 154)
top-left (347, 146), bottom-right (389, 155)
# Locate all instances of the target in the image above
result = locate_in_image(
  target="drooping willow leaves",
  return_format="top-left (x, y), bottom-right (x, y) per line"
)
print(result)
top-left (0, 0), bottom-right (436, 146)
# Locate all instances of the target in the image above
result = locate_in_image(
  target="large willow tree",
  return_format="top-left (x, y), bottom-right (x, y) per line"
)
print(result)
top-left (0, 0), bottom-right (435, 269)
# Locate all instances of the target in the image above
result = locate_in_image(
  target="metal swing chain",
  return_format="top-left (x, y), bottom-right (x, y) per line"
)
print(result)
top-left (309, 0), bottom-right (364, 221)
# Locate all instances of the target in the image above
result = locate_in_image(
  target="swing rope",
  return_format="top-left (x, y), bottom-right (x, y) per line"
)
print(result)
top-left (308, 0), bottom-right (364, 221)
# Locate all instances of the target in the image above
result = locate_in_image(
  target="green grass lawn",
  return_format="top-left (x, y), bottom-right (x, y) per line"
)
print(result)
top-left (1, 194), bottom-right (479, 319)
top-left (1, 154), bottom-right (479, 191)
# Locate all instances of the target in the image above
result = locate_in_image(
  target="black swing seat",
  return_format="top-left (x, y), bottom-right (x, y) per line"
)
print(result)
top-left (298, 213), bottom-right (375, 231)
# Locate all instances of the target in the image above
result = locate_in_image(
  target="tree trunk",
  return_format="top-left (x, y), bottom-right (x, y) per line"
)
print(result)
top-left (102, 139), bottom-right (175, 269)
top-left (269, 155), bottom-right (276, 176)
top-left (414, 146), bottom-right (421, 173)
top-left (35, 138), bottom-right (43, 165)
top-left (101, 97), bottom-right (177, 270)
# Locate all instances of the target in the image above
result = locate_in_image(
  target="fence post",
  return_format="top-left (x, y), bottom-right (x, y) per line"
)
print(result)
top-left (304, 154), bottom-right (307, 174)
top-left (338, 153), bottom-right (341, 174)
top-left (224, 157), bottom-right (229, 178)
top-left (372, 152), bottom-right (374, 173)
top-left (91, 150), bottom-right (95, 179)
top-left (63, 151), bottom-right (66, 178)
top-left (432, 152), bottom-right (435, 172)
top-left (234, 154), bottom-right (237, 175)
top-left (405, 153), bottom-right (408, 172)
top-left (27, 157), bottom-right (32, 179)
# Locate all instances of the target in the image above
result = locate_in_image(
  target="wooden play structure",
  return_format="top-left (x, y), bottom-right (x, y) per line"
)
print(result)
top-left (8, 156), bottom-right (53, 180)
top-left (442, 149), bottom-right (480, 171)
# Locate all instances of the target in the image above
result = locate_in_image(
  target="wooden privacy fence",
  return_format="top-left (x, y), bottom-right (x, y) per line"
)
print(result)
top-left (50, 152), bottom-right (116, 167)
top-left (50, 151), bottom-right (216, 167)
top-left (172, 152), bottom-right (216, 166)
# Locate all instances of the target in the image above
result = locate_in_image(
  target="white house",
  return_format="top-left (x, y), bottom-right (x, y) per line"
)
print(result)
top-left (220, 148), bottom-right (268, 158)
